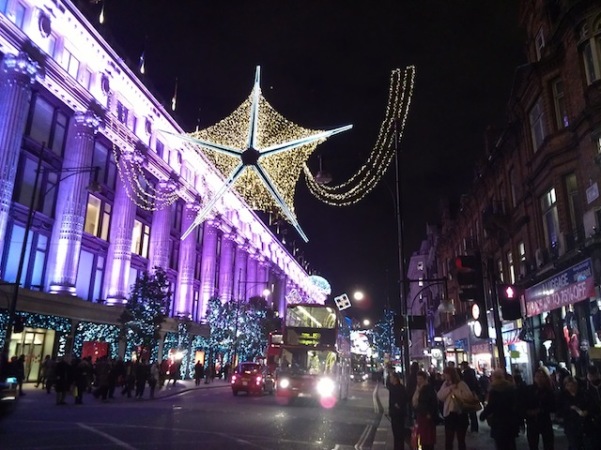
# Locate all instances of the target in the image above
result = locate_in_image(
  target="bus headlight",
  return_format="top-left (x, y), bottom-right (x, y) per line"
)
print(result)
top-left (316, 377), bottom-right (336, 397)
top-left (279, 378), bottom-right (290, 389)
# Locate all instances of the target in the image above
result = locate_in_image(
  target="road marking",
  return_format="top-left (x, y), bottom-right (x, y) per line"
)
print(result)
top-left (77, 423), bottom-right (138, 450)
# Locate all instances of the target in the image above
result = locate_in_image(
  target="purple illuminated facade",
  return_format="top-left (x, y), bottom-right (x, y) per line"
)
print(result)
top-left (0, 0), bottom-right (326, 368)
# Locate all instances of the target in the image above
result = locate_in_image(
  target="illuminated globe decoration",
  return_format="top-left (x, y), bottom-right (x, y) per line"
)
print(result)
top-left (161, 66), bottom-right (352, 242)
top-left (308, 275), bottom-right (331, 296)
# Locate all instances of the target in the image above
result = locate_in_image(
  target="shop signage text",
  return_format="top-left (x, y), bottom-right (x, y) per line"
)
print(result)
top-left (524, 258), bottom-right (595, 317)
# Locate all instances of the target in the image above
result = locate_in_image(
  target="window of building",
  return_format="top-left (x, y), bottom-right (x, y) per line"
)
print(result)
top-left (507, 251), bottom-right (515, 284)
top-left (1, 224), bottom-right (48, 290)
top-left (172, 202), bottom-right (183, 232)
top-left (92, 141), bottom-right (117, 191)
top-left (565, 173), bottom-right (581, 240)
top-left (552, 78), bottom-right (569, 129)
top-left (170, 239), bottom-right (179, 270)
top-left (497, 258), bottom-right (504, 283)
top-left (0, 0), bottom-right (8, 14)
top-left (84, 195), bottom-right (111, 241)
top-left (117, 102), bottom-right (128, 125)
top-left (45, 33), bottom-right (57, 58)
top-left (509, 167), bottom-right (518, 207)
top-left (14, 157), bottom-right (58, 216)
top-left (155, 139), bottom-right (165, 159)
top-left (535, 28), bottom-right (545, 60)
top-left (541, 188), bottom-right (560, 250)
top-left (131, 220), bottom-right (150, 258)
top-left (27, 96), bottom-right (67, 156)
top-left (61, 48), bottom-right (80, 79)
top-left (518, 241), bottom-right (526, 263)
top-left (76, 250), bottom-right (105, 302)
top-left (10, 2), bottom-right (26, 29)
top-left (582, 19), bottom-right (601, 85)
top-left (529, 97), bottom-right (547, 151)
top-left (78, 67), bottom-right (92, 90)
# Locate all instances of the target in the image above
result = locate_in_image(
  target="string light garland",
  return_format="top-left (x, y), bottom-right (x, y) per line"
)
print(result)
top-left (303, 66), bottom-right (416, 206)
top-left (161, 66), bottom-right (352, 242)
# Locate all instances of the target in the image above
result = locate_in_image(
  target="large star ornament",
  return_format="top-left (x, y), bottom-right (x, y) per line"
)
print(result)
top-left (162, 66), bottom-right (352, 242)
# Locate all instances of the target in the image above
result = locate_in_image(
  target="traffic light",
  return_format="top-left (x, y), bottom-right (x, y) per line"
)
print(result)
top-left (454, 255), bottom-right (484, 302)
top-left (497, 284), bottom-right (523, 321)
top-left (13, 316), bottom-right (24, 334)
top-left (393, 314), bottom-right (406, 347)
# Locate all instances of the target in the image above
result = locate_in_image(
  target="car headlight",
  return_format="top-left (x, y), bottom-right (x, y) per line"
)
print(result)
top-left (316, 377), bottom-right (336, 397)
top-left (362, 373), bottom-right (369, 380)
top-left (279, 378), bottom-right (290, 389)
top-left (350, 374), bottom-right (355, 379)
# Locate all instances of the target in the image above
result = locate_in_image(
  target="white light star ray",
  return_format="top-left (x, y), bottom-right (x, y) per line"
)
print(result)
top-left (161, 66), bottom-right (352, 242)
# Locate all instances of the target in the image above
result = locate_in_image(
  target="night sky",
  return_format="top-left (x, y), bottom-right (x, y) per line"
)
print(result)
top-left (76, 0), bottom-right (525, 321)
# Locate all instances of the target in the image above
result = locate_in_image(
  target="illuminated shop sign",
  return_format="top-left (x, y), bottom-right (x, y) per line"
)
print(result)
top-left (524, 258), bottom-right (595, 317)
top-left (285, 328), bottom-right (336, 346)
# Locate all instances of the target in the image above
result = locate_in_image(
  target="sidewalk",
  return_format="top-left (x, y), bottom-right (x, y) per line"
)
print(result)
top-left (16, 377), bottom-right (230, 405)
top-left (372, 384), bottom-right (568, 450)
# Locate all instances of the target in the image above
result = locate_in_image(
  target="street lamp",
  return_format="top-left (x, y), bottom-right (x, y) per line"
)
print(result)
top-left (353, 291), bottom-right (365, 301)
top-left (3, 146), bottom-right (99, 354)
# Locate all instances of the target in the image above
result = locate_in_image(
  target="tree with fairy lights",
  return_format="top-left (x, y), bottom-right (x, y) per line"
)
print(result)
top-left (372, 309), bottom-right (398, 363)
top-left (120, 268), bottom-right (170, 361)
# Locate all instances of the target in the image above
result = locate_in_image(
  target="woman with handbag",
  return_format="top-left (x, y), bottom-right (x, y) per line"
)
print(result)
top-left (412, 370), bottom-right (438, 450)
top-left (479, 368), bottom-right (520, 450)
top-left (437, 366), bottom-right (471, 450)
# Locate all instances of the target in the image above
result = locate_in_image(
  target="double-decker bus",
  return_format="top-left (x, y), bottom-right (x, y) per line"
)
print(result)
top-left (275, 303), bottom-right (351, 406)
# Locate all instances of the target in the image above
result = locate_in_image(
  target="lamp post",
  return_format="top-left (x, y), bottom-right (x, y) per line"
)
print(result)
top-left (3, 146), bottom-right (99, 354)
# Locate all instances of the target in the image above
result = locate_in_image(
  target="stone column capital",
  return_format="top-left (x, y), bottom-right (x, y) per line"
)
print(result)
top-left (1, 52), bottom-right (39, 85)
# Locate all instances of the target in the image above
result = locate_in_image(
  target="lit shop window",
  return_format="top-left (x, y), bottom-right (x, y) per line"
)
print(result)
top-left (84, 195), bottom-right (111, 241)
top-left (76, 251), bottom-right (105, 302)
top-left (131, 220), bottom-right (150, 258)
top-left (27, 96), bottom-right (67, 156)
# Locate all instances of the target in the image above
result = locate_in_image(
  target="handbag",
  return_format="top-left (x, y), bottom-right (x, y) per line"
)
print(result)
top-left (452, 392), bottom-right (483, 413)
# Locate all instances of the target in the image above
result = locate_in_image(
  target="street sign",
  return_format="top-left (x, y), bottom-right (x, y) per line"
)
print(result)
top-left (334, 293), bottom-right (351, 310)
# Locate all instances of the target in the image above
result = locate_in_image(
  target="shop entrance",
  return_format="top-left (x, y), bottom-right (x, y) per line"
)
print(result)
top-left (8, 328), bottom-right (55, 382)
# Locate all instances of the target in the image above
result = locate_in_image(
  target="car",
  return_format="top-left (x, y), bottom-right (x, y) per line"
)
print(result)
top-left (350, 371), bottom-right (369, 382)
top-left (231, 362), bottom-right (274, 396)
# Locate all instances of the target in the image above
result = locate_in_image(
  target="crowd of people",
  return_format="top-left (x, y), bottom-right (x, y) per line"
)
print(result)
top-left (386, 361), bottom-right (601, 450)
top-left (0, 353), bottom-right (191, 405)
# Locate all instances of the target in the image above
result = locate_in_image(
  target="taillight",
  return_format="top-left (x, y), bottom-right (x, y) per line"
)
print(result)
top-left (231, 375), bottom-right (237, 384)
top-left (256, 376), bottom-right (262, 385)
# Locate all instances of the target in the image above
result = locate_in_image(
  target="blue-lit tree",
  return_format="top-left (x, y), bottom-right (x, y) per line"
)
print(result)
top-left (372, 309), bottom-right (398, 361)
top-left (120, 268), bottom-right (170, 361)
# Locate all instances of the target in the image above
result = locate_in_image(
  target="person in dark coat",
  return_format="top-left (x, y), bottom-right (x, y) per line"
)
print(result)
top-left (194, 360), bottom-right (205, 386)
top-left (583, 366), bottom-right (601, 450)
top-left (134, 360), bottom-right (149, 399)
top-left (524, 367), bottom-right (556, 450)
top-left (412, 370), bottom-right (438, 450)
top-left (14, 355), bottom-right (26, 396)
top-left (387, 370), bottom-right (409, 450)
top-left (480, 369), bottom-right (520, 450)
top-left (559, 376), bottom-right (590, 450)
top-left (54, 356), bottom-right (71, 405)
top-left (460, 361), bottom-right (482, 433)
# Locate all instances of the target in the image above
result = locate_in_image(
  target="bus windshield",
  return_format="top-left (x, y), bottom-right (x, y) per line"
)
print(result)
top-left (278, 348), bottom-right (337, 376)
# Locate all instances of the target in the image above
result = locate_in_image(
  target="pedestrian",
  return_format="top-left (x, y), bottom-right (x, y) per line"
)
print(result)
top-left (149, 362), bottom-right (159, 399)
top-left (14, 355), bottom-right (26, 396)
top-left (387, 370), bottom-right (409, 450)
top-left (45, 357), bottom-right (57, 394)
top-left (479, 369), bottom-right (520, 450)
top-left (121, 361), bottom-right (135, 397)
top-left (559, 376), bottom-right (590, 450)
top-left (437, 365), bottom-right (471, 450)
top-left (36, 355), bottom-right (51, 388)
top-left (524, 367), bottom-right (556, 450)
top-left (94, 356), bottom-right (111, 401)
top-left (134, 359), bottom-right (149, 399)
top-left (460, 361), bottom-right (481, 433)
top-left (194, 360), bottom-right (205, 386)
top-left (583, 365), bottom-right (601, 450)
top-left (54, 356), bottom-right (71, 405)
top-left (71, 357), bottom-right (89, 405)
top-left (412, 370), bottom-right (438, 450)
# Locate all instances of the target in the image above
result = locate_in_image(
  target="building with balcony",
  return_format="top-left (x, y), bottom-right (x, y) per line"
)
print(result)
top-left (0, 0), bottom-right (324, 380)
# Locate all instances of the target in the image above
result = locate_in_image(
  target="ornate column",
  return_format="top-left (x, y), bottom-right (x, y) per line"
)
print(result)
top-left (104, 165), bottom-right (136, 305)
top-left (148, 184), bottom-right (176, 271)
top-left (198, 220), bottom-right (218, 318)
top-left (232, 243), bottom-right (248, 301)
top-left (217, 233), bottom-right (235, 302)
top-left (0, 52), bottom-right (38, 266)
top-left (246, 254), bottom-right (258, 298)
top-left (48, 110), bottom-right (101, 295)
top-left (175, 202), bottom-right (200, 317)
top-left (257, 261), bottom-right (270, 303)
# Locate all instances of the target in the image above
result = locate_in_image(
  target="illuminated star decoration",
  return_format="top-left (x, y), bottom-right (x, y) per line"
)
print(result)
top-left (162, 66), bottom-right (352, 242)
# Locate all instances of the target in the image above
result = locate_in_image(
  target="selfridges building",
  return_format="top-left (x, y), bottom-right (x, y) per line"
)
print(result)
top-left (0, 0), bottom-right (324, 380)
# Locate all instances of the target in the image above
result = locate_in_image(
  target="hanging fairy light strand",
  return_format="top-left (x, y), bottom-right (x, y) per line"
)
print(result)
top-left (303, 65), bottom-right (416, 206)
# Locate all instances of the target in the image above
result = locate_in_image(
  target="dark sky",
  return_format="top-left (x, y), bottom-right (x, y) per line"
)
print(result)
top-left (76, 0), bottom-right (525, 322)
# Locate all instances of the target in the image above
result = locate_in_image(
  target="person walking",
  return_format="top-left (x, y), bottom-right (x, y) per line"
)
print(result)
top-left (524, 367), bottom-right (556, 450)
top-left (94, 356), bottom-right (111, 401)
top-left (45, 357), bottom-right (57, 394)
top-left (583, 366), bottom-right (601, 450)
top-left (14, 355), bottom-right (26, 396)
top-left (387, 370), bottom-right (409, 450)
top-left (412, 370), bottom-right (438, 450)
top-left (194, 360), bottom-right (205, 386)
top-left (36, 355), bottom-right (51, 388)
top-left (437, 366), bottom-right (471, 450)
top-left (460, 361), bottom-right (481, 433)
top-left (54, 356), bottom-right (71, 405)
top-left (559, 376), bottom-right (590, 450)
top-left (149, 362), bottom-right (159, 399)
top-left (479, 369), bottom-right (520, 450)
top-left (134, 360), bottom-right (149, 399)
